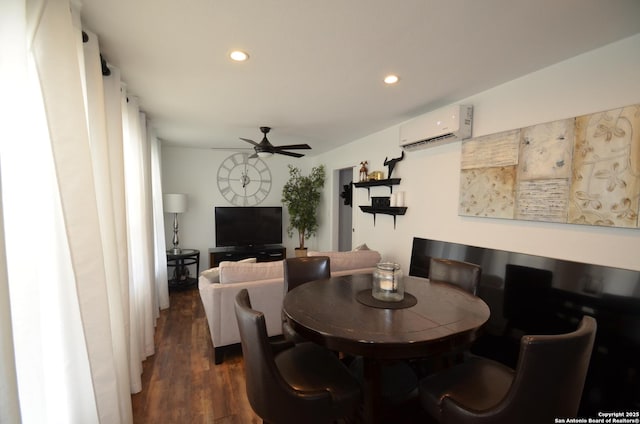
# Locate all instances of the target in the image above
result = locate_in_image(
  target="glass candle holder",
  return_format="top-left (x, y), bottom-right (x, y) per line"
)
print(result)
top-left (372, 262), bottom-right (404, 302)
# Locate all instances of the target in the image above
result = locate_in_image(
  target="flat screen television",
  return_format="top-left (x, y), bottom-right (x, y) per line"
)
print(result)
top-left (214, 206), bottom-right (283, 247)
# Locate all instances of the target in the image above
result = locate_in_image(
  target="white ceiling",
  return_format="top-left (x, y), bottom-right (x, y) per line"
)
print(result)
top-left (80, 0), bottom-right (640, 156)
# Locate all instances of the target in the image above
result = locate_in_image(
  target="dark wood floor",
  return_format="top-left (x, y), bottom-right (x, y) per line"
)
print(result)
top-left (131, 286), bottom-right (432, 423)
top-left (131, 286), bottom-right (260, 423)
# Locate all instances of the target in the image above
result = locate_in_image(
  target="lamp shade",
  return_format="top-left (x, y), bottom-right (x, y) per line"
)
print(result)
top-left (163, 193), bottom-right (188, 213)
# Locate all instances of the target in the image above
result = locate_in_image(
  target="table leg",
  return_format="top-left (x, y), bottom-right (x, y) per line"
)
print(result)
top-left (362, 357), bottom-right (382, 424)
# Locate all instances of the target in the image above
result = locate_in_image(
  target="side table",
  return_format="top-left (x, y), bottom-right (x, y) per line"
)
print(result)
top-left (166, 249), bottom-right (200, 289)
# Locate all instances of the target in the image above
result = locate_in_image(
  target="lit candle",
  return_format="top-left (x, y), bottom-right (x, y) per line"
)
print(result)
top-left (372, 262), bottom-right (404, 302)
top-left (380, 279), bottom-right (394, 291)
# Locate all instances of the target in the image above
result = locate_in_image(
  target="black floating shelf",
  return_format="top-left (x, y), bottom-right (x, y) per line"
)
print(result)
top-left (359, 206), bottom-right (407, 229)
top-left (353, 178), bottom-right (401, 197)
top-left (353, 178), bottom-right (401, 188)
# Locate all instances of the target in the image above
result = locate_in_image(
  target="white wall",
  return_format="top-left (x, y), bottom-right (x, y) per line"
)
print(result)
top-left (162, 34), bottom-right (640, 280)
top-left (160, 147), bottom-right (317, 267)
top-left (312, 34), bottom-right (640, 280)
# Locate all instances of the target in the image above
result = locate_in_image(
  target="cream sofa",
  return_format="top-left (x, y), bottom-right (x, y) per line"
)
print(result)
top-left (198, 248), bottom-right (381, 364)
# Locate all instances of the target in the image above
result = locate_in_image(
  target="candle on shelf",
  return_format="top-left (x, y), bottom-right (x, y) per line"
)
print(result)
top-left (397, 191), bottom-right (405, 207)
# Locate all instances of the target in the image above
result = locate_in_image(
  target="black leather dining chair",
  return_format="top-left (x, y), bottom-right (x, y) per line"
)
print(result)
top-left (502, 263), bottom-right (559, 337)
top-left (283, 256), bottom-right (331, 292)
top-left (282, 256), bottom-right (331, 343)
top-left (423, 257), bottom-right (482, 370)
top-left (418, 315), bottom-right (597, 424)
top-left (428, 257), bottom-right (481, 296)
top-left (234, 289), bottom-right (361, 424)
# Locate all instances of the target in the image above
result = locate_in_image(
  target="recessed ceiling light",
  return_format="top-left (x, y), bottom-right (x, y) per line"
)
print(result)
top-left (229, 50), bottom-right (249, 62)
top-left (384, 74), bottom-right (399, 84)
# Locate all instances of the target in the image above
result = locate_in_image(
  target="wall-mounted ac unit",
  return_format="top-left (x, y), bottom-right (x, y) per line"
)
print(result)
top-left (399, 104), bottom-right (473, 151)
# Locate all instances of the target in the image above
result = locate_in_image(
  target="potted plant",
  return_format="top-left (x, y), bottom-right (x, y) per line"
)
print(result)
top-left (281, 164), bottom-right (326, 256)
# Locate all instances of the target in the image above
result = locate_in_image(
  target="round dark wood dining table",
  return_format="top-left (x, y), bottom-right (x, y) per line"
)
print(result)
top-left (282, 273), bottom-right (490, 424)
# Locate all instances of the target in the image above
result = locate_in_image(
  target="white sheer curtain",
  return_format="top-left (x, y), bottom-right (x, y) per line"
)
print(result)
top-left (121, 90), bottom-right (169, 381)
top-left (151, 134), bottom-right (170, 313)
top-left (0, 0), bottom-right (169, 422)
top-left (0, 1), bottom-right (25, 422)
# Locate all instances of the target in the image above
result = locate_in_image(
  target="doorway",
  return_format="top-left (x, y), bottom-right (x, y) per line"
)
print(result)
top-left (338, 167), bottom-right (353, 251)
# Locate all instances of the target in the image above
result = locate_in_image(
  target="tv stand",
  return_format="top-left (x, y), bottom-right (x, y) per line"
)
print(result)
top-left (208, 245), bottom-right (286, 267)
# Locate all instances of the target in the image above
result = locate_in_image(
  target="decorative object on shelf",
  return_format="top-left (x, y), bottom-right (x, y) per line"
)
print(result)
top-left (372, 262), bottom-right (404, 302)
top-left (383, 151), bottom-right (405, 179)
top-left (371, 196), bottom-right (390, 208)
top-left (358, 161), bottom-right (368, 182)
top-left (340, 182), bottom-right (353, 207)
top-left (354, 161), bottom-right (407, 227)
top-left (282, 164), bottom-right (326, 255)
top-left (163, 193), bottom-right (188, 254)
top-left (367, 170), bottom-right (384, 180)
top-left (217, 152), bottom-right (272, 206)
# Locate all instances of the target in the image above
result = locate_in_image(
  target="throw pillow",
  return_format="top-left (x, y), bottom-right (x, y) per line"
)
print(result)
top-left (308, 249), bottom-right (381, 271)
top-left (219, 257), bottom-right (257, 266)
top-left (219, 260), bottom-right (284, 284)
top-left (200, 267), bottom-right (220, 283)
top-left (200, 257), bottom-right (257, 283)
top-left (354, 243), bottom-right (370, 251)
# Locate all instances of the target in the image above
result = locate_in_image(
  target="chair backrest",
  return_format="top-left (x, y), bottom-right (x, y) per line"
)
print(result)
top-left (234, 289), bottom-right (332, 423)
top-left (478, 316), bottom-right (597, 424)
top-left (234, 289), bottom-right (286, 420)
top-left (503, 264), bottom-right (557, 335)
top-left (429, 257), bottom-right (481, 296)
top-left (283, 256), bottom-right (331, 293)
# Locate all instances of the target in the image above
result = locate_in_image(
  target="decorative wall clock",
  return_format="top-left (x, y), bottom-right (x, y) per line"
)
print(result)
top-left (216, 152), bottom-right (272, 206)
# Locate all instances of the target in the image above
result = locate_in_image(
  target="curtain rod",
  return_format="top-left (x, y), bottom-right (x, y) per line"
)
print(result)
top-left (81, 30), bottom-right (111, 77)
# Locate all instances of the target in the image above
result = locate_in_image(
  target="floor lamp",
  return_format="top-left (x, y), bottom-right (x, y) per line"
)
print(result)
top-left (163, 193), bottom-right (188, 254)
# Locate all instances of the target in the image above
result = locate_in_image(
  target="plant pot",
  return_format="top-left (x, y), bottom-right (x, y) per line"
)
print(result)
top-left (294, 248), bottom-right (308, 258)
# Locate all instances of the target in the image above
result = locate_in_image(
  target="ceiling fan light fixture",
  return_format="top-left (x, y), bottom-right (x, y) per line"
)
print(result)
top-left (257, 151), bottom-right (273, 158)
top-left (384, 74), bottom-right (399, 84)
top-left (229, 50), bottom-right (249, 62)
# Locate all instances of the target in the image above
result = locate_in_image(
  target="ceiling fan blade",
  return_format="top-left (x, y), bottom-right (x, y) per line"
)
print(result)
top-left (240, 137), bottom-right (259, 146)
top-left (239, 127), bottom-right (308, 159)
top-left (274, 149), bottom-right (305, 158)
top-left (274, 143), bottom-right (311, 150)
top-left (210, 147), bottom-right (254, 151)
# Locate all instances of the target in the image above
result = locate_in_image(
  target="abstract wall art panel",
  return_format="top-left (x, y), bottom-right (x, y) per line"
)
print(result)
top-left (569, 105), bottom-right (640, 228)
top-left (461, 129), bottom-right (520, 169)
top-left (516, 178), bottom-right (570, 222)
top-left (459, 166), bottom-right (517, 218)
top-left (518, 119), bottom-right (574, 181)
top-left (459, 104), bottom-right (640, 229)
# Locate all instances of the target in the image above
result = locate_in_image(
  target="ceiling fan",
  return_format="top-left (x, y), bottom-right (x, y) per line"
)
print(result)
top-left (240, 126), bottom-right (311, 158)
